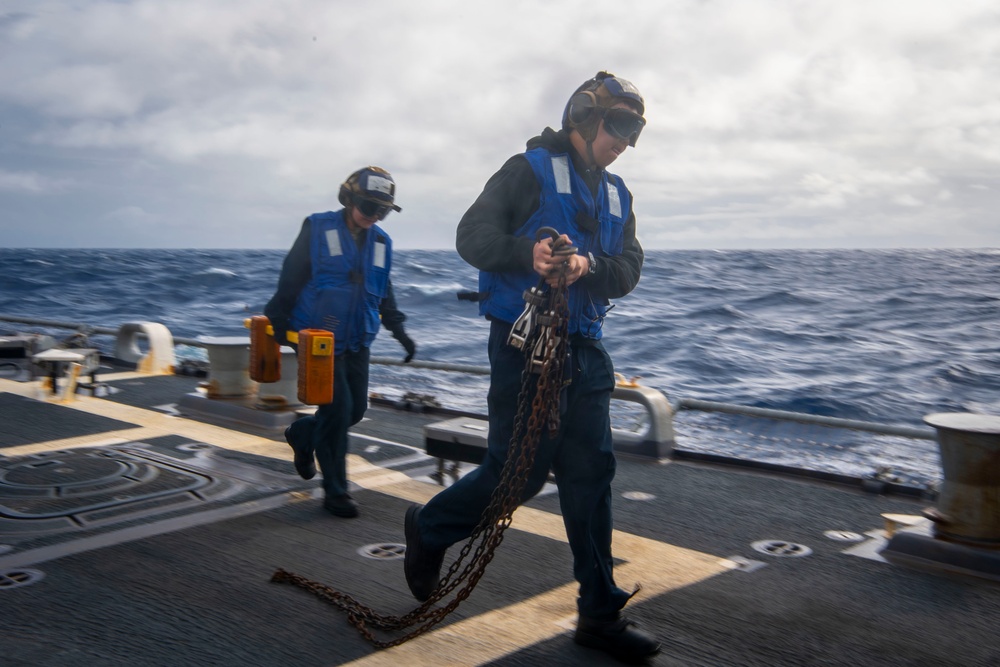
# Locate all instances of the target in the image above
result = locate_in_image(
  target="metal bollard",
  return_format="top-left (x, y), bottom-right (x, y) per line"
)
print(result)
top-left (255, 347), bottom-right (302, 409)
top-left (923, 413), bottom-right (1000, 546)
top-left (198, 336), bottom-right (255, 398)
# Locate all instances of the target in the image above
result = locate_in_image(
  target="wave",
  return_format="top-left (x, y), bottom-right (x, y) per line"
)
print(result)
top-left (735, 290), bottom-right (823, 308)
top-left (403, 281), bottom-right (468, 298)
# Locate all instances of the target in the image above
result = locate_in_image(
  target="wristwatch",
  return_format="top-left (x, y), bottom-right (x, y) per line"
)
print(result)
top-left (587, 252), bottom-right (597, 275)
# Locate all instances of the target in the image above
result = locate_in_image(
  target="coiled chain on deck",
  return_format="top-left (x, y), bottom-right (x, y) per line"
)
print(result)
top-left (271, 228), bottom-right (576, 649)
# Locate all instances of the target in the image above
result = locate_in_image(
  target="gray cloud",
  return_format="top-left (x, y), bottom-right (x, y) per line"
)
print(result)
top-left (1, 0), bottom-right (999, 249)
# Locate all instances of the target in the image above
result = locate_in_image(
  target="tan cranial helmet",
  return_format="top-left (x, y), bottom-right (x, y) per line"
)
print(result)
top-left (338, 166), bottom-right (402, 220)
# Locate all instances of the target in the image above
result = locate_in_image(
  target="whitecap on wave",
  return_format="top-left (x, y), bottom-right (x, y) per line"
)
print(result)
top-left (406, 282), bottom-right (467, 297)
top-left (197, 267), bottom-right (239, 278)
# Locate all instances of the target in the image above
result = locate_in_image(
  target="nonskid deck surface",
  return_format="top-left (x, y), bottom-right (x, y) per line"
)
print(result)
top-left (1, 372), bottom-right (999, 667)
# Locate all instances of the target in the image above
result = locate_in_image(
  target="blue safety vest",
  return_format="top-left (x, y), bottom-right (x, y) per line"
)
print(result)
top-left (289, 210), bottom-right (392, 354)
top-left (477, 147), bottom-right (631, 339)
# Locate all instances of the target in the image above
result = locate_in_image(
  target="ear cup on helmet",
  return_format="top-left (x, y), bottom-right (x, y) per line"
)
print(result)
top-left (338, 184), bottom-right (351, 207)
top-left (567, 91), bottom-right (598, 125)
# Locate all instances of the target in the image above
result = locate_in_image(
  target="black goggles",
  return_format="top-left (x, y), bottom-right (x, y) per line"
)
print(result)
top-left (601, 107), bottom-right (646, 145)
top-left (355, 197), bottom-right (393, 220)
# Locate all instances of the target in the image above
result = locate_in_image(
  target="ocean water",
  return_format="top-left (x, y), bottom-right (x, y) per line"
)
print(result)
top-left (2, 247), bottom-right (998, 486)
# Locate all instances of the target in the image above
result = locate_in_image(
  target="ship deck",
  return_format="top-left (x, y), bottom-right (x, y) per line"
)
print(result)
top-left (2, 366), bottom-right (999, 667)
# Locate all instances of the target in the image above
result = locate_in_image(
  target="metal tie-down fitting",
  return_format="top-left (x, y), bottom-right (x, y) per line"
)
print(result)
top-left (509, 285), bottom-right (548, 351)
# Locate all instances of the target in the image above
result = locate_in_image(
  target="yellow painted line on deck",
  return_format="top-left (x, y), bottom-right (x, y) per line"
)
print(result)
top-left (340, 518), bottom-right (725, 667)
top-left (89, 371), bottom-right (157, 382)
top-left (355, 526), bottom-right (723, 667)
top-left (339, 474), bottom-right (729, 667)
top-left (2, 376), bottom-right (729, 667)
top-left (0, 377), bottom-right (288, 459)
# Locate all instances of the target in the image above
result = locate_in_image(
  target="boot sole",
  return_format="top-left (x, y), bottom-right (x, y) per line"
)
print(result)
top-left (324, 504), bottom-right (359, 518)
top-left (574, 631), bottom-right (661, 664)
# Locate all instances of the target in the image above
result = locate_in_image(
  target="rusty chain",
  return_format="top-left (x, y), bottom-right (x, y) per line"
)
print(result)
top-left (271, 228), bottom-right (576, 648)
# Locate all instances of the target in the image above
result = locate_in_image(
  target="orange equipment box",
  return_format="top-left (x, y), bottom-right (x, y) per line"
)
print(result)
top-left (248, 315), bottom-right (281, 383)
top-left (297, 329), bottom-right (334, 405)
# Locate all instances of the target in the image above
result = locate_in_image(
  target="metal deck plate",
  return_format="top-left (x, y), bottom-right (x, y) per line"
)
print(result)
top-left (0, 436), bottom-right (313, 554)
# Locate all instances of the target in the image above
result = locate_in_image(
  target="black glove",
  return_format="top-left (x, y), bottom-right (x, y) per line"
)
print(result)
top-left (394, 330), bottom-right (416, 363)
top-left (270, 320), bottom-right (294, 350)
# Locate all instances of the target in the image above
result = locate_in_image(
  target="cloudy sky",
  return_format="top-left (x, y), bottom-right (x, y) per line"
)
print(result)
top-left (2, 0), bottom-right (998, 250)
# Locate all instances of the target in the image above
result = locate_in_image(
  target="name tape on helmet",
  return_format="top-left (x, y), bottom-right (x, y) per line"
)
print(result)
top-left (366, 175), bottom-right (394, 197)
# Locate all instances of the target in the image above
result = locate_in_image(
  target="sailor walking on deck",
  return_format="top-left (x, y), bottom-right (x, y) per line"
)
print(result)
top-left (402, 73), bottom-right (660, 662)
top-left (265, 166), bottom-right (417, 518)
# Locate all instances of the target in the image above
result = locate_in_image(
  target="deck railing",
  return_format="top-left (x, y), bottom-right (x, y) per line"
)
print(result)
top-left (1, 314), bottom-right (940, 491)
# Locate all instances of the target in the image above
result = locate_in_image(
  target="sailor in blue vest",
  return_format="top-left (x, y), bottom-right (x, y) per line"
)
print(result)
top-left (403, 73), bottom-right (660, 662)
top-left (265, 166), bottom-right (416, 518)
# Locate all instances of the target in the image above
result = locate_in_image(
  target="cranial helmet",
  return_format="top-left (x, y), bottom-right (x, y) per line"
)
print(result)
top-left (562, 71), bottom-right (646, 146)
top-left (338, 166), bottom-right (402, 220)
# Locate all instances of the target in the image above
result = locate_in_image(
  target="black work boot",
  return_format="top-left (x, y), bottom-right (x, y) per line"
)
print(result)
top-left (404, 504), bottom-right (445, 601)
top-left (284, 425), bottom-right (316, 480)
top-left (323, 494), bottom-right (358, 518)
top-left (574, 613), bottom-right (661, 664)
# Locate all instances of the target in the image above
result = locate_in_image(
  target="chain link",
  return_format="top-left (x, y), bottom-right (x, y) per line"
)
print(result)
top-left (272, 234), bottom-right (576, 649)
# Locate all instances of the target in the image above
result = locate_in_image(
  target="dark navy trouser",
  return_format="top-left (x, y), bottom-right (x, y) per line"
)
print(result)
top-left (287, 347), bottom-right (370, 498)
top-left (419, 320), bottom-right (631, 618)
